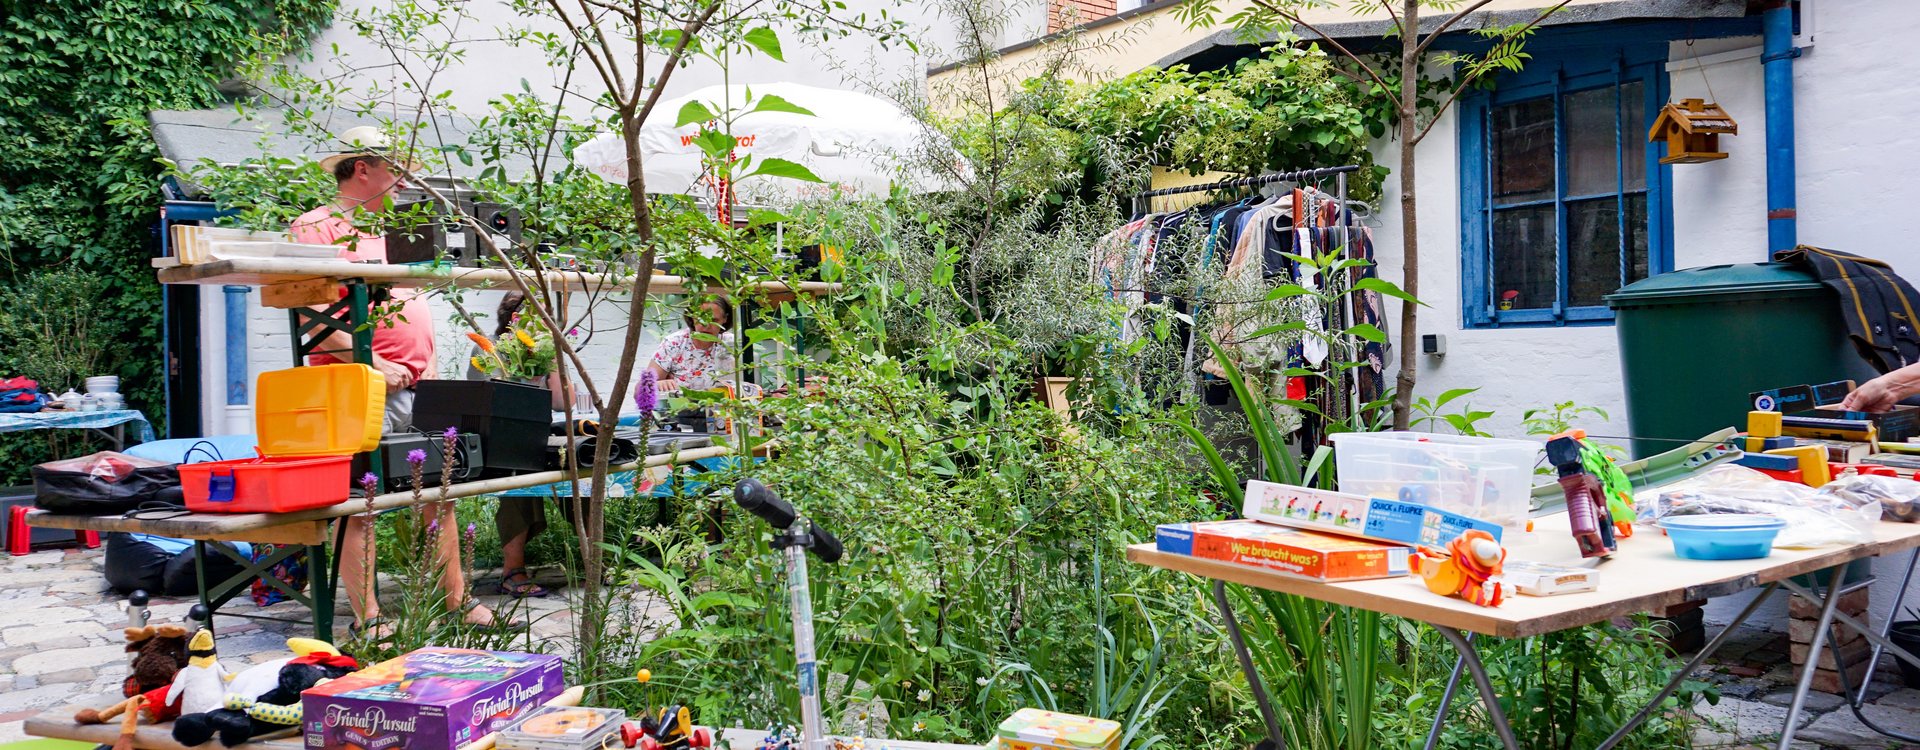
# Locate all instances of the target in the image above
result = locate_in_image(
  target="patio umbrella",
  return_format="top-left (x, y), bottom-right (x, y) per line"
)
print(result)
top-left (572, 82), bottom-right (963, 206)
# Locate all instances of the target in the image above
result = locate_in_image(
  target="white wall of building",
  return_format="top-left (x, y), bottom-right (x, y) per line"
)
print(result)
top-left (1364, 1), bottom-right (1920, 631)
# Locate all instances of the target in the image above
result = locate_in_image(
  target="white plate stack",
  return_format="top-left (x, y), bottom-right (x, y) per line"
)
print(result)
top-left (84, 376), bottom-right (122, 411)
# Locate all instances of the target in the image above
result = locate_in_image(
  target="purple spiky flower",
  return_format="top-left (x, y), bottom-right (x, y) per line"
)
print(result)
top-left (359, 472), bottom-right (379, 495)
top-left (406, 448), bottom-right (427, 465)
top-left (443, 425), bottom-right (459, 440)
top-left (634, 369), bottom-right (659, 412)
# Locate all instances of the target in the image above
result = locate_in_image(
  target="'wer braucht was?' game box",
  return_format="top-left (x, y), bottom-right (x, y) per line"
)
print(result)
top-left (1155, 520), bottom-right (1410, 582)
top-left (303, 648), bottom-right (564, 750)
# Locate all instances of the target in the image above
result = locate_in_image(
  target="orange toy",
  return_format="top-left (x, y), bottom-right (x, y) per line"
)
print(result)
top-left (1409, 529), bottom-right (1506, 607)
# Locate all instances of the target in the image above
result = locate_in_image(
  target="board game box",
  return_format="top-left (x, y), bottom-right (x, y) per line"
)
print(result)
top-left (303, 648), bottom-right (565, 750)
top-left (1241, 480), bottom-right (1504, 547)
top-left (1155, 520), bottom-right (1410, 582)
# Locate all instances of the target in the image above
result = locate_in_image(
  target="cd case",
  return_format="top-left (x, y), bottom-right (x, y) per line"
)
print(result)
top-left (498, 706), bottom-right (627, 750)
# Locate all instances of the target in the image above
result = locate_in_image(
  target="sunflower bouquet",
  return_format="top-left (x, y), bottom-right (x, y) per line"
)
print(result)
top-left (467, 323), bottom-right (558, 380)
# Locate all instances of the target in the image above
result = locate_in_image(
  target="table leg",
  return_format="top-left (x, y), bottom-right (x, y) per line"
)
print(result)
top-left (1211, 580), bottom-right (1285, 750)
top-left (1423, 635), bottom-right (1471, 750)
top-left (1432, 627), bottom-right (1518, 750)
top-left (1594, 581), bottom-right (1781, 750)
top-left (1778, 565), bottom-right (1848, 748)
top-left (1777, 574), bottom-right (1920, 744)
top-left (1853, 548), bottom-right (1918, 708)
top-left (309, 542), bottom-right (333, 642)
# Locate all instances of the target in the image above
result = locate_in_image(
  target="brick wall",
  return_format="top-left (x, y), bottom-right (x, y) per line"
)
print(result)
top-left (1049, 0), bottom-right (1117, 33)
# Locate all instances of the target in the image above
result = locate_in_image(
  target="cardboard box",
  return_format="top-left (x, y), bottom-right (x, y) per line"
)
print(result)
top-left (303, 648), bottom-right (564, 750)
top-left (1155, 520), bottom-right (1410, 582)
top-left (1240, 480), bottom-right (1504, 547)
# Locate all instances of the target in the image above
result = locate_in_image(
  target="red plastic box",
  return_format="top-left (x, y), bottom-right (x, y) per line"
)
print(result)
top-left (181, 455), bottom-right (351, 513)
top-left (178, 364), bottom-right (380, 514)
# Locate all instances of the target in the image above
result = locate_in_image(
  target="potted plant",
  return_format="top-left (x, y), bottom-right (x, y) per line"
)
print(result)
top-left (413, 324), bottom-right (560, 475)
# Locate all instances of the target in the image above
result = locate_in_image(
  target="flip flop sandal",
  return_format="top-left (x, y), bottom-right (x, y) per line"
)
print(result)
top-left (348, 617), bottom-right (395, 642)
top-left (459, 598), bottom-right (528, 632)
top-left (495, 568), bottom-right (550, 599)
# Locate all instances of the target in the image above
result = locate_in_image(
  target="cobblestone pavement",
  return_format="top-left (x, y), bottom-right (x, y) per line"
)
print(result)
top-left (3, 546), bottom-right (1918, 748)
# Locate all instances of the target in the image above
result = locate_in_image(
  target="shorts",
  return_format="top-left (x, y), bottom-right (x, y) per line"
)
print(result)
top-left (384, 387), bottom-right (416, 433)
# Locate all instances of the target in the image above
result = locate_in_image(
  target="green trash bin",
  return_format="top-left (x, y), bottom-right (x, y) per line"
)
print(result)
top-left (1605, 262), bottom-right (1881, 459)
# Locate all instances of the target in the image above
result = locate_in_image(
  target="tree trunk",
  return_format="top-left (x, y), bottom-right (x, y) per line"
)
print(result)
top-left (1391, 0), bottom-right (1422, 430)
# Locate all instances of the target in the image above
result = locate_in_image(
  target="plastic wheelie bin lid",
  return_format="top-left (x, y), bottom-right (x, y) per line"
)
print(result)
top-left (1605, 262), bottom-right (1823, 307)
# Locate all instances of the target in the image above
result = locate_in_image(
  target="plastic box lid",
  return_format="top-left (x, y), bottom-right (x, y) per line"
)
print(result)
top-left (1604, 262), bottom-right (1824, 307)
top-left (254, 364), bottom-right (383, 456)
top-left (995, 709), bottom-right (1121, 748)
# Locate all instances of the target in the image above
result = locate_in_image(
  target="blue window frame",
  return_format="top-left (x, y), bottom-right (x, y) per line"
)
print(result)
top-left (1459, 42), bottom-right (1675, 328)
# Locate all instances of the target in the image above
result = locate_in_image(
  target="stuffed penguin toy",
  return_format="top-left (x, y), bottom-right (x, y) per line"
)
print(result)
top-left (172, 637), bottom-right (358, 748)
top-left (164, 629), bottom-right (229, 717)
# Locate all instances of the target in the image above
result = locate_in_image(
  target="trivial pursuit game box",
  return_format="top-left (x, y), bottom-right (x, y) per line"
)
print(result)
top-left (303, 648), bottom-right (564, 750)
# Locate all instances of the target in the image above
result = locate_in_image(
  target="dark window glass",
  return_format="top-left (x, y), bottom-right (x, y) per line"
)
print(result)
top-left (1492, 99), bottom-right (1555, 204)
top-left (1492, 205), bottom-right (1558, 310)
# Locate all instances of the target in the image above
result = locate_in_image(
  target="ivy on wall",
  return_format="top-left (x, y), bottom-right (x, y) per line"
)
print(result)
top-left (0, 0), bottom-right (336, 476)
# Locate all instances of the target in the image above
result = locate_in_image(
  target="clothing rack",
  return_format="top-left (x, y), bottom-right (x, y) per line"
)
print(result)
top-left (1129, 164), bottom-right (1363, 203)
top-left (1137, 163), bottom-right (1371, 442)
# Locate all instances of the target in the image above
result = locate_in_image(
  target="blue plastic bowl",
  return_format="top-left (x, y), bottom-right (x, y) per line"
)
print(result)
top-left (1659, 514), bottom-right (1786, 560)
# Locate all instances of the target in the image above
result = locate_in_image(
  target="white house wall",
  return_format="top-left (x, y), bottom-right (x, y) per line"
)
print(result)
top-left (1369, 0), bottom-right (1920, 631)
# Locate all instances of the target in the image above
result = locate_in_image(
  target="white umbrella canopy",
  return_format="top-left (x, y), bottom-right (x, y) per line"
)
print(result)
top-left (572, 82), bottom-right (963, 204)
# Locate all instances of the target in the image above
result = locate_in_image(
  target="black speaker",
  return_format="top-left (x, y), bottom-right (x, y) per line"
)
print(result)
top-left (349, 433), bottom-right (484, 491)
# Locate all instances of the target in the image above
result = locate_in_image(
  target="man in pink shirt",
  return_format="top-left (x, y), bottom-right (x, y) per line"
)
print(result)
top-left (295, 127), bottom-right (510, 635)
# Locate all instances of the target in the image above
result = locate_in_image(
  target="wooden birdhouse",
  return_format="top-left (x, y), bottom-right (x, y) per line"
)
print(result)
top-left (1648, 98), bottom-right (1738, 164)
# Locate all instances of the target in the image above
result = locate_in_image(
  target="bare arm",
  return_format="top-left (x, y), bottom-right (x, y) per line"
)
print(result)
top-left (1841, 362), bottom-right (1920, 412)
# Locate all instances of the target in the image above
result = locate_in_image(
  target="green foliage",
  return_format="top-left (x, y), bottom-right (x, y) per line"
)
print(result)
top-left (1412, 387), bottom-right (1496, 437)
top-left (0, 0), bottom-right (339, 469)
top-left (1383, 619), bottom-right (1716, 750)
top-left (1036, 47), bottom-right (1386, 199)
top-left (1523, 400), bottom-right (1611, 437)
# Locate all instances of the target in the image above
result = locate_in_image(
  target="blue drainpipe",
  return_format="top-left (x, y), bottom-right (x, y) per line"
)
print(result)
top-left (1762, 0), bottom-right (1800, 254)
top-left (224, 285), bottom-right (249, 411)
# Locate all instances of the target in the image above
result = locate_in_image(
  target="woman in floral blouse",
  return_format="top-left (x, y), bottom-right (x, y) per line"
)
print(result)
top-left (645, 299), bottom-right (757, 395)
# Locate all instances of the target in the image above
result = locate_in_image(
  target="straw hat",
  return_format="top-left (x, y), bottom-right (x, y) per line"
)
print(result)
top-left (318, 125), bottom-right (422, 174)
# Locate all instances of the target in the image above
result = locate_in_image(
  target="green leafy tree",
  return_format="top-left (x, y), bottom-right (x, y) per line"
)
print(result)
top-left (0, 0), bottom-right (334, 477)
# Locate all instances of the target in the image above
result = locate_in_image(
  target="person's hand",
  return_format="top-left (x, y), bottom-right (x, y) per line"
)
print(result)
top-left (656, 377), bottom-right (682, 394)
top-left (1841, 376), bottom-right (1904, 413)
top-left (370, 355), bottom-right (414, 392)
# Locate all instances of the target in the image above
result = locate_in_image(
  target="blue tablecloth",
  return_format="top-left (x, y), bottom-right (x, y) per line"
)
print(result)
top-left (0, 409), bottom-right (155, 444)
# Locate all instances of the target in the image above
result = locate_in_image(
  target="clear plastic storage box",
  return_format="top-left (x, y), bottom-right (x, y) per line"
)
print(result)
top-left (1329, 431), bottom-right (1542, 530)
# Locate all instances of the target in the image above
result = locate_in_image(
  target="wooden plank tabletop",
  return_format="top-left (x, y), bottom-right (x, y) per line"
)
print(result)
top-left (26, 687), bottom-right (586, 750)
top-left (155, 258), bottom-right (839, 296)
top-left (27, 445), bottom-right (730, 540)
top-left (26, 691), bottom-right (984, 750)
top-left (1129, 512), bottom-right (1920, 639)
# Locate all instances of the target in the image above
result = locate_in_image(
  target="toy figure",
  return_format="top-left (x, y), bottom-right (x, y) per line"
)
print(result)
top-left (172, 637), bottom-right (358, 747)
top-left (618, 701), bottom-right (713, 749)
top-left (74, 624), bottom-right (192, 750)
top-left (1410, 529), bottom-right (1506, 607)
top-left (166, 629), bottom-right (229, 717)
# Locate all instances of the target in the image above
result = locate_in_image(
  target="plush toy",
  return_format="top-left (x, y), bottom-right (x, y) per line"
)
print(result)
top-left (172, 637), bottom-right (358, 748)
top-left (73, 624), bottom-right (191, 750)
top-left (1410, 529), bottom-right (1507, 607)
top-left (165, 629), bottom-right (230, 717)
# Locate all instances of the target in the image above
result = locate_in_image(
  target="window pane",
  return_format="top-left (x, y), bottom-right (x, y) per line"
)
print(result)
top-left (1568, 197), bottom-right (1622, 307)
top-left (1623, 80), bottom-right (1647, 190)
top-left (1566, 87), bottom-right (1618, 197)
top-left (1492, 98), bottom-right (1555, 204)
top-left (1492, 205), bottom-right (1557, 311)
top-left (1626, 192), bottom-right (1650, 282)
